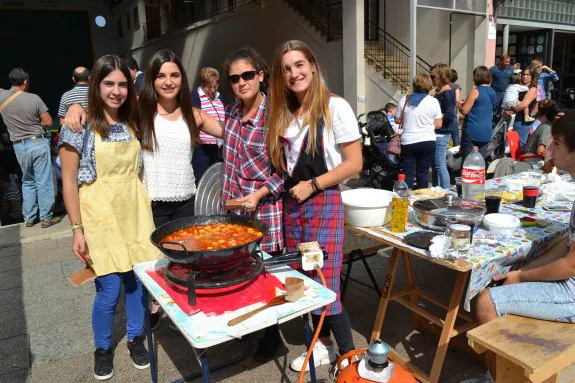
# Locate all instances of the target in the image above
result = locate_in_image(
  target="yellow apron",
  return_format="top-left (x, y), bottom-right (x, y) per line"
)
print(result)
top-left (80, 131), bottom-right (162, 276)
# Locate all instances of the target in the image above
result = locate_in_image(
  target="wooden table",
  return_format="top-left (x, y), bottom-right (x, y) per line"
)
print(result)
top-left (468, 314), bottom-right (575, 383)
top-left (348, 225), bottom-right (476, 383)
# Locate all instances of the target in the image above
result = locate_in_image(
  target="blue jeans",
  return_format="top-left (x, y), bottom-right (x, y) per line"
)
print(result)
top-left (13, 138), bottom-right (54, 222)
top-left (400, 140), bottom-right (435, 189)
top-left (460, 132), bottom-right (489, 164)
top-left (93, 271), bottom-right (144, 350)
top-left (513, 119), bottom-right (532, 150)
top-left (191, 144), bottom-right (220, 186)
top-left (432, 134), bottom-right (451, 189)
top-left (489, 278), bottom-right (575, 323)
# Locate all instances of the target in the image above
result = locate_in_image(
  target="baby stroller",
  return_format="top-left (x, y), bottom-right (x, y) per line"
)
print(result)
top-left (358, 110), bottom-right (402, 190)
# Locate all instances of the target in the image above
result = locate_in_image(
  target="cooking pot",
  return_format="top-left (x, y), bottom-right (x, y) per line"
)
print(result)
top-left (412, 195), bottom-right (485, 232)
top-left (150, 214), bottom-right (268, 269)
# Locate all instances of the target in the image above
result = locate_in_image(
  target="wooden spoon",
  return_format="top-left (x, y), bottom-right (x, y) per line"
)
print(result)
top-left (227, 296), bottom-right (287, 326)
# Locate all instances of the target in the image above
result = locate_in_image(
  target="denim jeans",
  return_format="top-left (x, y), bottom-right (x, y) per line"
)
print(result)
top-left (13, 138), bottom-right (54, 222)
top-left (400, 140), bottom-right (435, 189)
top-left (312, 309), bottom-right (355, 355)
top-left (432, 134), bottom-right (451, 189)
top-left (489, 278), bottom-right (575, 323)
top-left (93, 271), bottom-right (144, 350)
top-left (460, 132), bottom-right (489, 164)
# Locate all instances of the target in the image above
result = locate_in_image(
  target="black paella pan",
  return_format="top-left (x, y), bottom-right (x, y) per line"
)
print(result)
top-left (150, 214), bottom-right (269, 269)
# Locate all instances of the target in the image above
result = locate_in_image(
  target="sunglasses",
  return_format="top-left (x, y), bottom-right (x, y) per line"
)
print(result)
top-left (228, 70), bottom-right (258, 84)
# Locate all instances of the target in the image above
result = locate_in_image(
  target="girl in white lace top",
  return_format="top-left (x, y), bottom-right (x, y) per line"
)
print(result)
top-left (136, 50), bottom-right (223, 227)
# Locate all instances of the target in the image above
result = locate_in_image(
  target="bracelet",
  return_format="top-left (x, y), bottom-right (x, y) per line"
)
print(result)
top-left (70, 223), bottom-right (84, 232)
top-left (311, 177), bottom-right (324, 193)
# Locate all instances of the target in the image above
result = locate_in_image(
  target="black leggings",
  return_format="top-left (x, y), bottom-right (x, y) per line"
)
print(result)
top-left (151, 197), bottom-right (195, 227)
top-left (311, 309), bottom-right (355, 355)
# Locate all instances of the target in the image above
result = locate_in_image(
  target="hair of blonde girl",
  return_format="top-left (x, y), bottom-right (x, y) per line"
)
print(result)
top-left (266, 40), bottom-right (332, 172)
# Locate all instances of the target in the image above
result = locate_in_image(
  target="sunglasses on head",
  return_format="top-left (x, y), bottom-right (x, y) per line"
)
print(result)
top-left (228, 70), bottom-right (258, 84)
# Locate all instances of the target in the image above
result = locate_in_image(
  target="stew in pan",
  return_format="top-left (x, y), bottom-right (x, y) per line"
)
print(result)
top-left (160, 223), bottom-right (263, 251)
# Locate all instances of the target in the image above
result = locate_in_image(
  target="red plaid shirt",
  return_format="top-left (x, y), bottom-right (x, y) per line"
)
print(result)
top-left (222, 94), bottom-right (284, 252)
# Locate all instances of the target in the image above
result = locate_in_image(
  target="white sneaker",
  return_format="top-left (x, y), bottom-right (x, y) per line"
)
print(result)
top-left (290, 342), bottom-right (337, 372)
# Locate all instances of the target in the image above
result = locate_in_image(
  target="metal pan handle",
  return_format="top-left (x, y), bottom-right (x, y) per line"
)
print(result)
top-left (159, 241), bottom-right (192, 257)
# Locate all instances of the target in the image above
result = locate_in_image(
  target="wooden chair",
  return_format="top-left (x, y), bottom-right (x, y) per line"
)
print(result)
top-left (340, 244), bottom-right (388, 303)
top-left (467, 314), bottom-right (575, 383)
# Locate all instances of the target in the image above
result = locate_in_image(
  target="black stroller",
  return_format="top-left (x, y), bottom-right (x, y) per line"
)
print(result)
top-left (358, 110), bottom-right (402, 190)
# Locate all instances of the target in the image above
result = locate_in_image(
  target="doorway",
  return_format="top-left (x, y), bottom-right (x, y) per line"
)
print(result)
top-left (552, 31), bottom-right (575, 109)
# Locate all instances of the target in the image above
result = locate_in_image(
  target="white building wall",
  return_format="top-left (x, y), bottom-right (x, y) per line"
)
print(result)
top-left (116, 0), bottom-right (343, 102)
top-left (380, 1), bottom-right (485, 95)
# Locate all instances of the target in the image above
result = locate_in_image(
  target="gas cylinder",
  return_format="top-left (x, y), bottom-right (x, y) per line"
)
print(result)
top-left (335, 340), bottom-right (416, 383)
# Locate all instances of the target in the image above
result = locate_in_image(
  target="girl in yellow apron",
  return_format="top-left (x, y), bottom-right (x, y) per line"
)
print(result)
top-left (59, 55), bottom-right (161, 381)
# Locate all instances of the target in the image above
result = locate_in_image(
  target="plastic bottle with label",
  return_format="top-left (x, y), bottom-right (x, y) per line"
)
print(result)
top-left (390, 174), bottom-right (410, 232)
top-left (461, 146), bottom-right (486, 201)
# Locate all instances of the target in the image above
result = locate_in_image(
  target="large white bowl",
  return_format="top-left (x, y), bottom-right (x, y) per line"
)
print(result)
top-left (483, 213), bottom-right (520, 236)
top-left (341, 188), bottom-right (396, 227)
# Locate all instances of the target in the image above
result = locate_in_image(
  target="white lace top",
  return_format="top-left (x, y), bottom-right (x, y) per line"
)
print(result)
top-left (142, 114), bottom-right (196, 201)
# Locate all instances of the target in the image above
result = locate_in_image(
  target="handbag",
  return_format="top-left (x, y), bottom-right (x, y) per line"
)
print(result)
top-left (387, 95), bottom-right (409, 156)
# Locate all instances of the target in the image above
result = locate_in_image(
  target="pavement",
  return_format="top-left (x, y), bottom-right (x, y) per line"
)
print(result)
top-left (1, 215), bottom-right (575, 383)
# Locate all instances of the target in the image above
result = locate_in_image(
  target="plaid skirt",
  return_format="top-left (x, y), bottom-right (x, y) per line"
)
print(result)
top-left (284, 188), bottom-right (344, 316)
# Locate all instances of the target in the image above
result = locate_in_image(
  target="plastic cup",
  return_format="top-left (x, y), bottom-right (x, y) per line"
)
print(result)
top-left (522, 186), bottom-right (539, 208)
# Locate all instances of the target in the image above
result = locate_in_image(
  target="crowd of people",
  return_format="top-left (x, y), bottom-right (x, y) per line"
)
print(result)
top-left (0, 44), bottom-right (573, 383)
top-left (372, 54), bottom-right (563, 191)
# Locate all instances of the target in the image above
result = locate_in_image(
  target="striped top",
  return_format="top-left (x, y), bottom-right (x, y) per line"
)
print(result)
top-left (196, 86), bottom-right (225, 145)
top-left (58, 84), bottom-right (89, 118)
top-left (1, 175), bottom-right (23, 221)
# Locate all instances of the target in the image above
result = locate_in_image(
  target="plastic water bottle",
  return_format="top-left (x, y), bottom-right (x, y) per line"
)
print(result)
top-left (390, 174), bottom-right (410, 232)
top-left (461, 146), bottom-right (486, 201)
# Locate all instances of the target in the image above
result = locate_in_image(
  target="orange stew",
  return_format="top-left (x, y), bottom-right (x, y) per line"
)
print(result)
top-left (160, 223), bottom-right (263, 251)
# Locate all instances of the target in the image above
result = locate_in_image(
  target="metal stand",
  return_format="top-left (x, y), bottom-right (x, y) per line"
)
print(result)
top-left (144, 292), bottom-right (158, 383)
top-left (340, 248), bottom-right (382, 303)
top-left (303, 313), bottom-right (317, 383)
top-left (171, 335), bottom-right (253, 383)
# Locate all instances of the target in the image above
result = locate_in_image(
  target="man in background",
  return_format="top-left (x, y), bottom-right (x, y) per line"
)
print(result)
top-left (57, 67), bottom-right (90, 126)
top-left (125, 56), bottom-right (144, 95)
top-left (0, 68), bottom-right (56, 228)
top-left (490, 55), bottom-right (514, 115)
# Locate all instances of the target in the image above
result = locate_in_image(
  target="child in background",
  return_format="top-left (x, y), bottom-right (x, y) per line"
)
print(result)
top-left (502, 73), bottom-right (535, 122)
top-left (384, 103), bottom-right (397, 129)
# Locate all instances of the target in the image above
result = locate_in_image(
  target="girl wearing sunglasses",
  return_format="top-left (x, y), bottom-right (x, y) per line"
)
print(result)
top-left (221, 47), bottom-right (285, 360)
top-left (266, 40), bottom-right (362, 371)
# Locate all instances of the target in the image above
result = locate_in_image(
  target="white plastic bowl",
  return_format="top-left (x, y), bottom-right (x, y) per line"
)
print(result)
top-left (483, 213), bottom-right (520, 236)
top-left (341, 188), bottom-right (396, 227)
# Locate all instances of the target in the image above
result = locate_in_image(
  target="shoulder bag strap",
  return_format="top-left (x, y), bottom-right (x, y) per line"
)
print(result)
top-left (397, 95), bottom-right (410, 134)
top-left (0, 91), bottom-right (22, 112)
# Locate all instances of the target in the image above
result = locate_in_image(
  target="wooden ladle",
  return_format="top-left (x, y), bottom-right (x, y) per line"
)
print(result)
top-left (227, 295), bottom-right (288, 326)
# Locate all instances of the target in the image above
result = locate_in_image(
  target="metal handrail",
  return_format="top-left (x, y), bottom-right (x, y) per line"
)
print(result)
top-left (365, 21), bottom-right (431, 92)
top-left (285, 0), bottom-right (342, 42)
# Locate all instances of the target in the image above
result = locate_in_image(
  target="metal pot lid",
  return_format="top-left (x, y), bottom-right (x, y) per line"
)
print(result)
top-left (194, 162), bottom-right (224, 216)
top-left (413, 195), bottom-right (485, 217)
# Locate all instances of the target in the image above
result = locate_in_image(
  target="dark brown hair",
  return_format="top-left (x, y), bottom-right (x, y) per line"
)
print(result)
top-left (223, 46), bottom-right (269, 94)
top-left (551, 109), bottom-right (575, 152)
top-left (509, 73), bottom-right (522, 85)
top-left (472, 66), bottom-right (492, 86)
top-left (137, 49), bottom-right (200, 152)
top-left (88, 55), bottom-right (136, 138)
top-left (522, 67), bottom-right (538, 88)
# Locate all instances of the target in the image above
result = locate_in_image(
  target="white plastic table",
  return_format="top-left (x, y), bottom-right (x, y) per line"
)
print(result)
top-left (134, 258), bottom-right (337, 383)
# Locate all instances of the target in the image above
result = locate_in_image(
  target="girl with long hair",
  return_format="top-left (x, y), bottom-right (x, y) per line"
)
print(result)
top-left (267, 40), bottom-right (363, 371)
top-left (59, 55), bottom-right (161, 380)
top-left (64, 50), bottom-right (223, 330)
top-left (221, 47), bottom-right (285, 360)
top-left (137, 49), bottom-right (222, 227)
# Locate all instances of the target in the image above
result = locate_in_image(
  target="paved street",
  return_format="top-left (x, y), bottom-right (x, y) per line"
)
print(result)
top-left (1, 219), bottom-right (574, 383)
